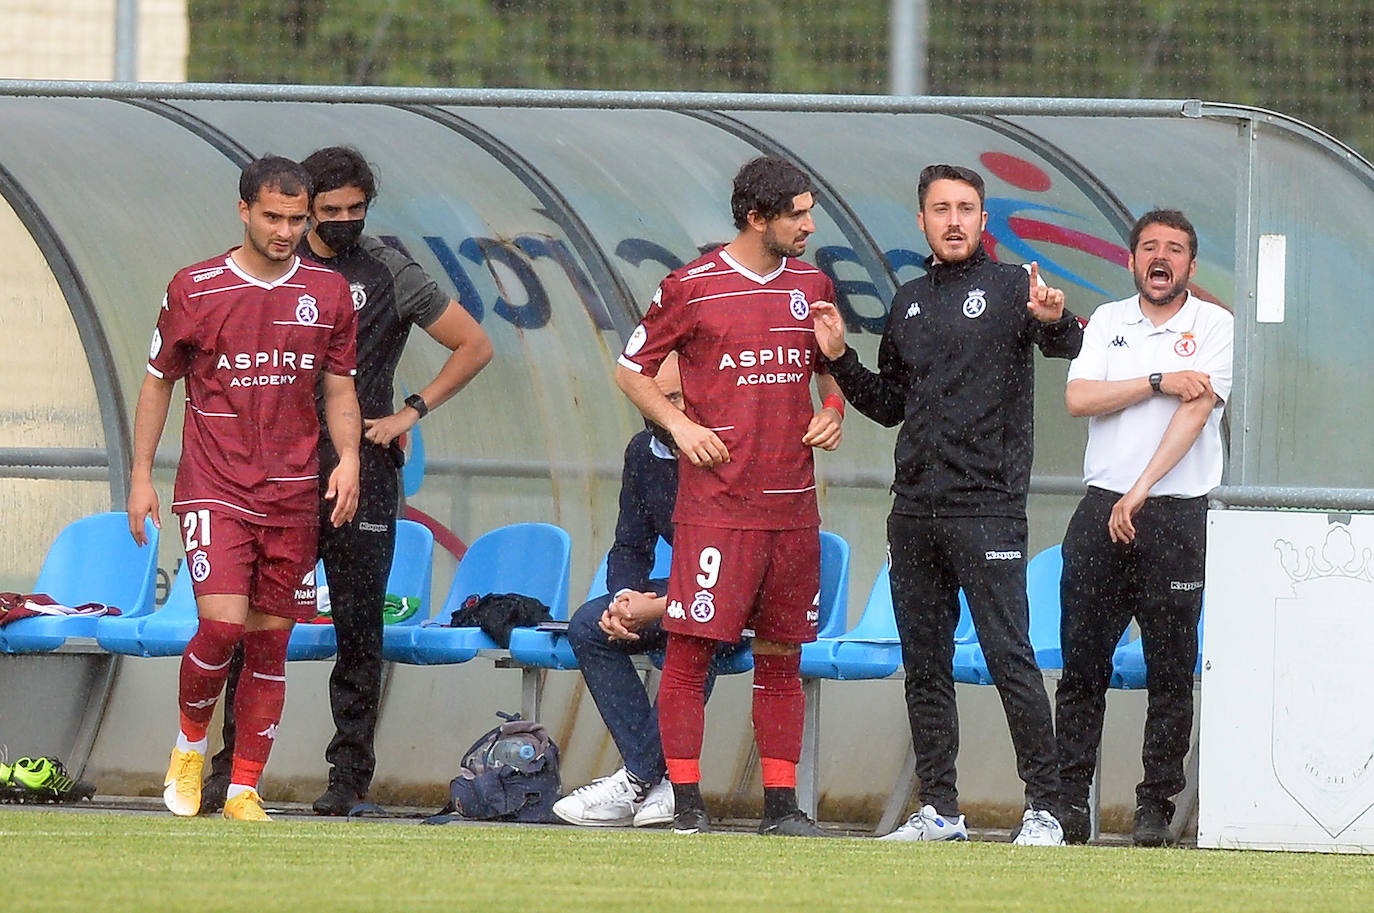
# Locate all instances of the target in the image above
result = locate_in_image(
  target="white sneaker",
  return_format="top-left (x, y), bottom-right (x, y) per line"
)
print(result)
top-left (553, 768), bottom-right (637, 826)
top-left (633, 777), bottom-right (674, 827)
top-left (878, 804), bottom-right (968, 842)
top-left (1012, 808), bottom-right (1065, 846)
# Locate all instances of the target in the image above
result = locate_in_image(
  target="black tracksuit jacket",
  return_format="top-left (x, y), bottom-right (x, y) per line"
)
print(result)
top-left (828, 245), bottom-right (1083, 518)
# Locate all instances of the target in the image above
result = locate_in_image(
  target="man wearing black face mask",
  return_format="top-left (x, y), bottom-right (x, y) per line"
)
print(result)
top-left (202, 146), bottom-right (493, 816)
top-left (553, 352), bottom-right (746, 829)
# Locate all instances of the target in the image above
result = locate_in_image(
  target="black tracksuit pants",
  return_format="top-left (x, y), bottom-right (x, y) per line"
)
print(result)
top-left (1055, 487), bottom-right (1206, 817)
top-left (888, 512), bottom-right (1060, 817)
top-left (211, 440), bottom-right (400, 794)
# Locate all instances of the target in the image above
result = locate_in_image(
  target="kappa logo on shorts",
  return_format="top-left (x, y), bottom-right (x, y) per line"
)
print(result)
top-left (296, 294), bottom-right (319, 325)
top-left (190, 550), bottom-right (211, 582)
top-left (788, 289), bottom-right (810, 320)
top-left (689, 590), bottom-right (716, 624)
top-left (349, 282), bottom-right (367, 311)
top-left (963, 288), bottom-right (988, 319)
top-left (666, 599), bottom-right (685, 620)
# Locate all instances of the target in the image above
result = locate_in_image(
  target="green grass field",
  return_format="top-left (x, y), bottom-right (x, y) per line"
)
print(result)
top-left (4, 809), bottom-right (1372, 913)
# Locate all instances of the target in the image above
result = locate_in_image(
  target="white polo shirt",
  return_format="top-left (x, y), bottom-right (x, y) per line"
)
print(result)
top-left (1067, 291), bottom-right (1234, 497)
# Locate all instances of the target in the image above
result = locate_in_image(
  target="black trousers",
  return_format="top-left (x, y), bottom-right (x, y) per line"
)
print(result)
top-left (211, 441), bottom-right (400, 793)
top-left (1055, 487), bottom-right (1206, 816)
top-left (887, 512), bottom-right (1060, 817)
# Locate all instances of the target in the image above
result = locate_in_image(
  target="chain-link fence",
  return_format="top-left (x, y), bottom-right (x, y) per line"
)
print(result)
top-left (185, 1), bottom-right (1373, 159)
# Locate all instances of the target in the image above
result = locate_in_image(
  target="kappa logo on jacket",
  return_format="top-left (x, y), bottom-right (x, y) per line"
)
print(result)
top-left (906, 300), bottom-right (922, 319)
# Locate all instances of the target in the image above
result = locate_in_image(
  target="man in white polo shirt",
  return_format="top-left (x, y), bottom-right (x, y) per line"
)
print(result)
top-left (1053, 209), bottom-right (1233, 847)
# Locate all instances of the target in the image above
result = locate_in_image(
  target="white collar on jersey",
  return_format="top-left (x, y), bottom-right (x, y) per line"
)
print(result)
top-left (1128, 290), bottom-right (1200, 334)
top-left (224, 252), bottom-right (302, 290)
top-left (718, 249), bottom-right (787, 285)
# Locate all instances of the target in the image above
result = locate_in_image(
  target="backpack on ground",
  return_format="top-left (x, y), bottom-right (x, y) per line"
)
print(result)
top-left (425, 712), bottom-right (561, 824)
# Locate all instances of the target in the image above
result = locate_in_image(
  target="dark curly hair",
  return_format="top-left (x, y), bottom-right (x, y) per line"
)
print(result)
top-left (300, 145), bottom-right (378, 205)
top-left (730, 156), bottom-right (815, 230)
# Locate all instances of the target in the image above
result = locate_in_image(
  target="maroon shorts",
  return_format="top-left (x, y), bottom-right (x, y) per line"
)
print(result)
top-left (662, 524), bottom-right (821, 644)
top-left (177, 510), bottom-right (318, 620)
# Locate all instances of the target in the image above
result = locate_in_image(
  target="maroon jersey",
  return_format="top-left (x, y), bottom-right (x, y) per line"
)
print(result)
top-left (147, 251), bottom-right (357, 526)
top-left (617, 249), bottom-right (834, 530)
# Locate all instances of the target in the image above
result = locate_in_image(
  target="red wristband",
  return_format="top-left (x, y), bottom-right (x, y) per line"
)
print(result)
top-left (822, 394), bottom-right (845, 418)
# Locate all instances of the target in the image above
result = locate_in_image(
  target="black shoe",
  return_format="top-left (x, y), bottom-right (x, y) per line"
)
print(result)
top-left (1132, 804), bottom-right (1175, 847)
top-left (671, 807), bottom-right (710, 834)
top-left (758, 809), bottom-right (837, 837)
top-left (313, 783), bottom-right (366, 816)
top-left (1060, 804), bottom-right (1091, 845)
top-left (200, 773), bottom-right (229, 815)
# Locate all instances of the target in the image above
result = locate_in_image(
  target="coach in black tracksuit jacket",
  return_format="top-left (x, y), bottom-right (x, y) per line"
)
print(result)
top-left (814, 164), bottom-right (1082, 835)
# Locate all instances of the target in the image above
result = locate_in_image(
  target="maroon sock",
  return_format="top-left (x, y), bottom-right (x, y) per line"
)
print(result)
top-left (177, 619), bottom-right (244, 741)
top-left (751, 650), bottom-right (804, 765)
top-left (230, 628), bottom-right (290, 788)
top-left (657, 634), bottom-right (716, 771)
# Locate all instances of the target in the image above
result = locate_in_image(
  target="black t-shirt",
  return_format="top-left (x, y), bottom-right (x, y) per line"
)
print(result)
top-left (301, 234), bottom-right (450, 425)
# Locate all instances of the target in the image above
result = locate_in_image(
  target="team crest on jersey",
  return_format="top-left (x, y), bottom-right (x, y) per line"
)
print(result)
top-left (789, 289), bottom-right (810, 320)
top-left (1174, 332), bottom-right (1197, 357)
top-left (149, 328), bottom-right (162, 359)
top-left (624, 323), bottom-right (648, 357)
top-left (349, 282), bottom-right (367, 311)
top-left (189, 550), bottom-right (211, 582)
top-left (296, 295), bottom-right (319, 325)
top-left (962, 288), bottom-right (988, 319)
top-left (689, 590), bottom-right (716, 624)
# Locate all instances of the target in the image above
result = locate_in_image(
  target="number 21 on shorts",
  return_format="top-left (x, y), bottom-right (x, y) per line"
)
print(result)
top-left (182, 508), bottom-right (212, 549)
top-left (696, 546), bottom-right (721, 589)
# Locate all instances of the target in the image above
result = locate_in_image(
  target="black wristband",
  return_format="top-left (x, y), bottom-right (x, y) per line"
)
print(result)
top-left (404, 393), bottom-right (429, 419)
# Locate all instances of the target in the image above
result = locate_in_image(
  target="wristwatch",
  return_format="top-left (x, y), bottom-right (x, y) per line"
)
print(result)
top-left (1149, 372), bottom-right (1163, 394)
top-left (404, 393), bottom-right (429, 419)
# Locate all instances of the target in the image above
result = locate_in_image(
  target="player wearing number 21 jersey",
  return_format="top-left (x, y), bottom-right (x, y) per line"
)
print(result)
top-left (150, 250), bottom-right (356, 525)
top-left (128, 157), bottom-right (361, 824)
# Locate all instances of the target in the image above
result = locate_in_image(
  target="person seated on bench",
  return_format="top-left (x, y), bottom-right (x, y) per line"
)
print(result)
top-left (554, 352), bottom-right (741, 828)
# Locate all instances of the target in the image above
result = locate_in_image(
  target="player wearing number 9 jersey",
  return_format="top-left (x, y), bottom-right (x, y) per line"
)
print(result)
top-left (614, 156), bottom-right (846, 837)
top-left (127, 156), bottom-right (361, 822)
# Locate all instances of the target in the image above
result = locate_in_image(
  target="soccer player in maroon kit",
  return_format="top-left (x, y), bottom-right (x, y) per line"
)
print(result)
top-left (127, 156), bottom-right (362, 821)
top-left (615, 156), bottom-right (845, 836)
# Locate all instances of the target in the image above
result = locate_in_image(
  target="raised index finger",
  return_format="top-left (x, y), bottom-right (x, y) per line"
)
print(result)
top-left (1029, 261), bottom-right (1041, 288)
